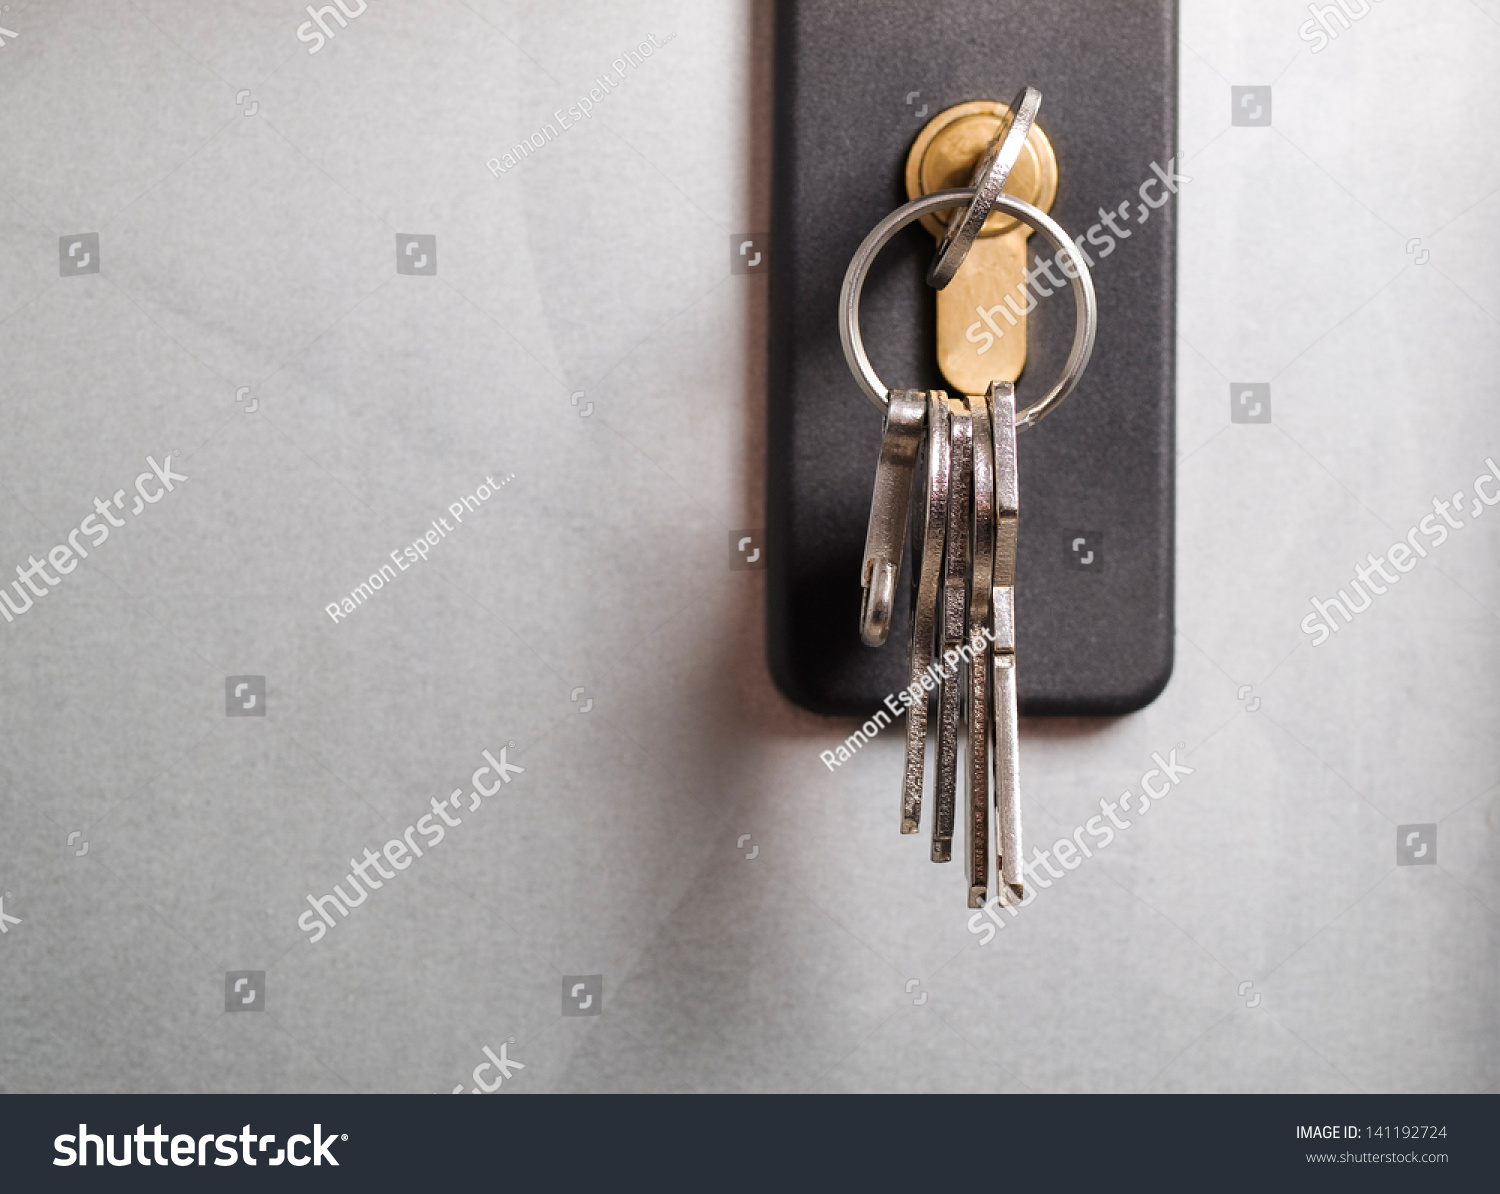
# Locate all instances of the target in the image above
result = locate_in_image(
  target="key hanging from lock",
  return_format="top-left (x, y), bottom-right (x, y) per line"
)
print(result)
top-left (837, 87), bottom-right (1097, 908)
top-left (905, 91), bottom-right (1059, 395)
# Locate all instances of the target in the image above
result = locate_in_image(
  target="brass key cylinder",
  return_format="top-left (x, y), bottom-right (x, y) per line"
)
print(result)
top-left (906, 101), bottom-right (1059, 395)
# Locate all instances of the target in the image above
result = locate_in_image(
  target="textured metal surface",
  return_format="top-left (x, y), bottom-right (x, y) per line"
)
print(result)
top-left (932, 400), bottom-right (972, 862)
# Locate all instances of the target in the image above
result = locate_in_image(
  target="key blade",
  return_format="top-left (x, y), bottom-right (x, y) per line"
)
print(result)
top-left (993, 642), bottom-right (1023, 901)
top-left (965, 391), bottom-right (995, 906)
top-left (932, 399), bottom-right (972, 864)
top-left (991, 381), bottom-right (1018, 586)
top-left (988, 382), bottom-right (1022, 900)
top-left (902, 393), bottom-right (950, 835)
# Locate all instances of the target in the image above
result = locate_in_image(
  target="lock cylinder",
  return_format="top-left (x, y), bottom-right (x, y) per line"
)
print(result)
top-left (905, 101), bottom-right (1059, 396)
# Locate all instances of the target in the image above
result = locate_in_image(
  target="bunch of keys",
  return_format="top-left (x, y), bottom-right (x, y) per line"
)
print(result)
top-left (838, 87), bottom-right (1097, 909)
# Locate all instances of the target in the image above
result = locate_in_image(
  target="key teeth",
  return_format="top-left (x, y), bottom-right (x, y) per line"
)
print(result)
top-left (968, 886), bottom-right (986, 909)
top-left (901, 818), bottom-right (920, 835)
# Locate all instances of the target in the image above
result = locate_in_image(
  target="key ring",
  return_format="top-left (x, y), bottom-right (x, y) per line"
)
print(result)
top-left (839, 187), bottom-right (1097, 431)
top-left (926, 85), bottom-right (1041, 289)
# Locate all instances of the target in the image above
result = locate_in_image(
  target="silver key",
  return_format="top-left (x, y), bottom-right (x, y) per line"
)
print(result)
top-left (902, 392), bottom-right (950, 835)
top-left (932, 398), bottom-right (972, 864)
top-left (964, 390), bottom-right (994, 907)
top-left (988, 380), bottom-right (1023, 903)
top-left (859, 391), bottom-right (927, 647)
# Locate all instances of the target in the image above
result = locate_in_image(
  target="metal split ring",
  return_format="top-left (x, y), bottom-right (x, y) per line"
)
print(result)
top-left (838, 187), bottom-right (1098, 432)
top-left (926, 85), bottom-right (1041, 289)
